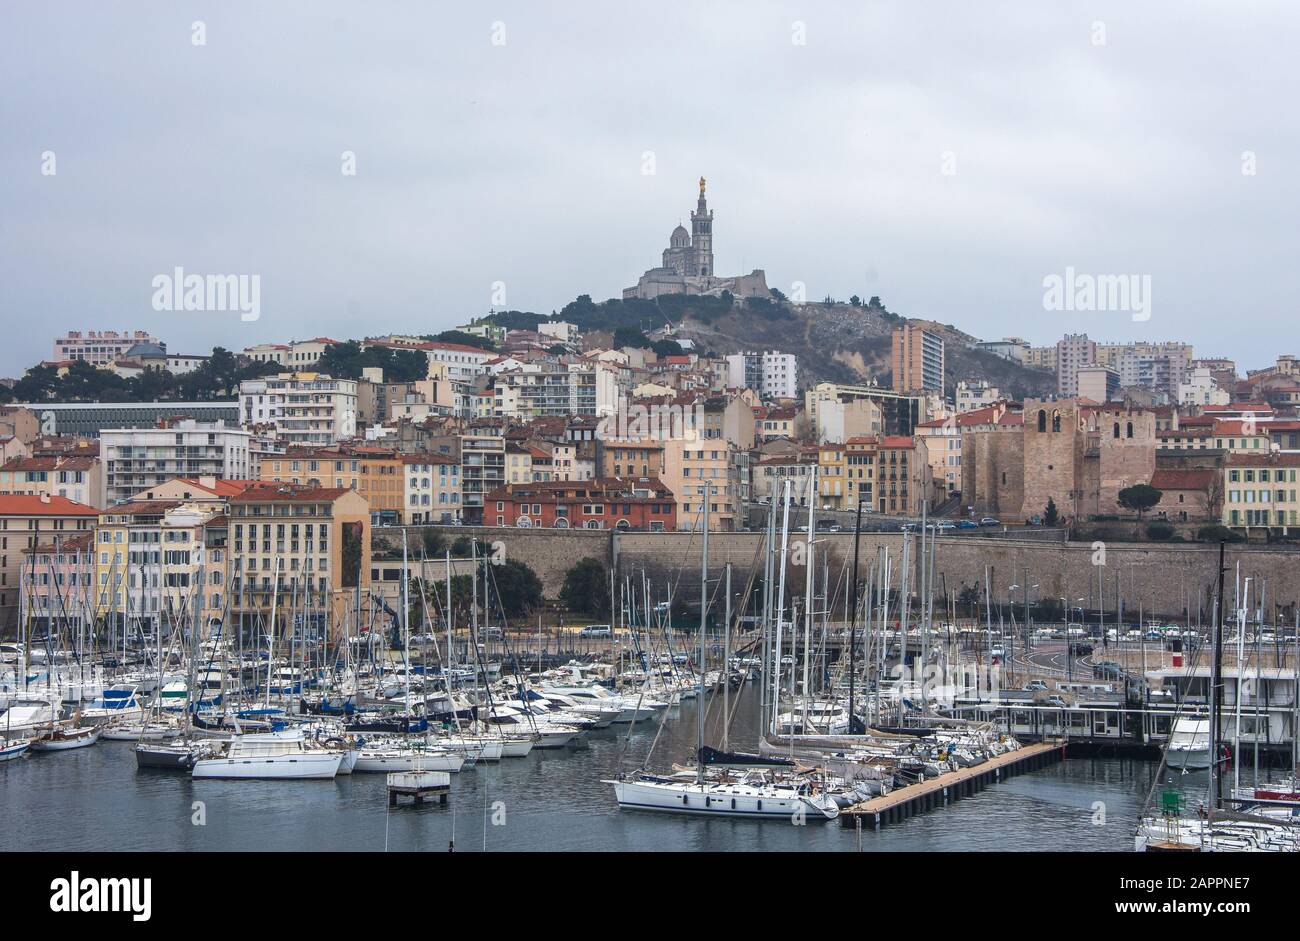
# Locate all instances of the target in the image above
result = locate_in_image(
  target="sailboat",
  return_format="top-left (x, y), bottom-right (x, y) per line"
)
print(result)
top-left (191, 727), bottom-right (344, 780)
top-left (607, 485), bottom-right (840, 822)
top-left (1135, 544), bottom-right (1300, 852)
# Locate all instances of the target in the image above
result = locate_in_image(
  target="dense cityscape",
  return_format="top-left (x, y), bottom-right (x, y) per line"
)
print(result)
top-left (2, 8), bottom-right (1295, 914)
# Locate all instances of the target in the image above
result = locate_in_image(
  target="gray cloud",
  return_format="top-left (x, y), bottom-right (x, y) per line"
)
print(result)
top-left (1, 1), bottom-right (1295, 374)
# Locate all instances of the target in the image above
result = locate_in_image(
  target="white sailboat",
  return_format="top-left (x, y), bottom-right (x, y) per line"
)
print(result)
top-left (31, 725), bottom-right (101, 751)
top-left (609, 485), bottom-right (841, 822)
top-left (191, 728), bottom-right (343, 780)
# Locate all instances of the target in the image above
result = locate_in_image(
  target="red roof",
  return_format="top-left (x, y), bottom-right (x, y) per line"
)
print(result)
top-left (1150, 469), bottom-right (1215, 491)
top-left (880, 435), bottom-right (915, 448)
top-left (0, 494), bottom-right (98, 516)
top-left (1226, 453), bottom-right (1300, 467)
top-left (1, 455), bottom-right (98, 472)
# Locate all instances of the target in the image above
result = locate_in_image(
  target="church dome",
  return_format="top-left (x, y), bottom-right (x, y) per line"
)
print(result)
top-left (669, 224), bottom-right (690, 248)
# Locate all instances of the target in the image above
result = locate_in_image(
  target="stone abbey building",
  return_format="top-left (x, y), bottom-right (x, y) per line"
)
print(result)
top-left (623, 178), bottom-right (769, 300)
top-left (962, 397), bottom-right (1157, 521)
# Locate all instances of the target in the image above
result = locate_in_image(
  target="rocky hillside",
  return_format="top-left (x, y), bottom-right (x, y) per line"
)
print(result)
top-left (671, 299), bottom-right (1056, 399)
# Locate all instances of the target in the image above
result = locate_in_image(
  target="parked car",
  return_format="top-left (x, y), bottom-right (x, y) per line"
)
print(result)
top-left (957, 519), bottom-right (978, 529)
top-left (1024, 680), bottom-right (1048, 691)
top-left (979, 517), bottom-right (1001, 527)
top-left (934, 521), bottom-right (956, 531)
top-left (578, 624), bottom-right (612, 638)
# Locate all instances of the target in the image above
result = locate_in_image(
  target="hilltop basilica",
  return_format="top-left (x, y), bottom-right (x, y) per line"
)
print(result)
top-left (622, 178), bottom-right (769, 300)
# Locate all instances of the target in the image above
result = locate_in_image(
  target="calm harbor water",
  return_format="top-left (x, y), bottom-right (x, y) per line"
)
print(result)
top-left (1, 694), bottom-right (1168, 852)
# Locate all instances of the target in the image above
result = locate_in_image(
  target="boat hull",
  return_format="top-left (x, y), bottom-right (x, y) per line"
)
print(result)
top-left (191, 751), bottom-right (343, 780)
top-left (611, 779), bottom-right (839, 820)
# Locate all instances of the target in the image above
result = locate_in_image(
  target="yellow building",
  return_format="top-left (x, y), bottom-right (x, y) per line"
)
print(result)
top-left (815, 444), bottom-right (847, 510)
top-left (228, 486), bottom-right (371, 639)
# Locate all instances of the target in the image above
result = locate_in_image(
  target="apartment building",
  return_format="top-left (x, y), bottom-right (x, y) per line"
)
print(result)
top-left (459, 434), bottom-right (506, 525)
top-left (754, 450), bottom-right (817, 506)
top-left (660, 432), bottom-right (739, 531)
top-left (954, 380), bottom-right (1002, 413)
top-left (0, 495), bottom-right (99, 634)
top-left (93, 500), bottom-right (180, 629)
top-left (845, 436), bottom-right (878, 510)
top-left (724, 351), bottom-right (798, 400)
top-left (1222, 453), bottom-right (1300, 530)
top-left (1077, 364), bottom-right (1121, 403)
top-left (877, 436), bottom-right (930, 514)
top-left (19, 532), bottom-right (95, 630)
top-left (227, 486), bottom-right (371, 637)
top-left (815, 443), bottom-right (848, 510)
top-left (891, 324), bottom-right (945, 395)
top-left (492, 363), bottom-right (620, 419)
top-left (402, 453), bottom-right (460, 524)
top-left (53, 330), bottom-right (161, 366)
top-left (239, 372), bottom-right (359, 445)
top-left (101, 420), bottom-right (251, 506)
top-left (805, 382), bottom-right (921, 437)
top-left (0, 454), bottom-right (104, 509)
top-left (241, 337), bottom-right (336, 369)
top-left (159, 503), bottom-right (228, 627)
top-left (484, 478), bottom-right (676, 530)
top-left (1055, 333), bottom-right (1097, 397)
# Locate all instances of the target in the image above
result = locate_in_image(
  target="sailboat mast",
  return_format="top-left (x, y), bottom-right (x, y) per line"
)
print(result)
top-left (696, 494), bottom-right (709, 784)
top-left (847, 489), bottom-right (863, 731)
top-left (1212, 540), bottom-right (1226, 810)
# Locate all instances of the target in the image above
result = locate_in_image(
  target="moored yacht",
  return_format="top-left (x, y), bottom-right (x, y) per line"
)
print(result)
top-left (191, 729), bottom-right (343, 780)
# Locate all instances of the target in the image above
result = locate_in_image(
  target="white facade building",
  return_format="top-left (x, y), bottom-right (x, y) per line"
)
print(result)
top-left (954, 380), bottom-right (1001, 413)
top-left (101, 421), bottom-right (251, 506)
top-left (1179, 365), bottom-right (1230, 407)
top-left (725, 351), bottom-right (798, 400)
top-left (53, 330), bottom-right (160, 366)
top-left (239, 373), bottom-right (359, 446)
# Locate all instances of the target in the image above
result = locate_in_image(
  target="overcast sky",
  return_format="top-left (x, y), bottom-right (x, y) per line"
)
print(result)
top-left (2, 2), bottom-right (1296, 377)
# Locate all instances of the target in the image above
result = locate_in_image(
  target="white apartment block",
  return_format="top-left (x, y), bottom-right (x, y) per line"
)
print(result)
top-left (241, 338), bottom-right (335, 369)
top-left (538, 321), bottom-right (577, 343)
top-left (166, 354), bottom-right (209, 374)
top-left (492, 363), bottom-right (619, 418)
top-left (239, 373), bottom-right (359, 446)
top-left (725, 351), bottom-right (798, 400)
top-left (1179, 365), bottom-right (1230, 407)
top-left (417, 342), bottom-right (493, 383)
top-left (954, 379), bottom-right (1001, 413)
top-left (53, 330), bottom-right (160, 366)
top-left (101, 421), bottom-right (251, 506)
top-left (975, 337), bottom-right (1029, 365)
top-left (1055, 333), bottom-right (1097, 397)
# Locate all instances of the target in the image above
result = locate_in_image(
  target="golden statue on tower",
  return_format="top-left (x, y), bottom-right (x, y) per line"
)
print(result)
top-left (699, 176), bottom-right (706, 197)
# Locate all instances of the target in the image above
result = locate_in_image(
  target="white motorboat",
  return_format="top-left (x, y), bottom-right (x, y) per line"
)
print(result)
top-left (1166, 717), bottom-right (1212, 771)
top-left (0, 695), bottom-right (62, 733)
top-left (191, 729), bottom-right (343, 780)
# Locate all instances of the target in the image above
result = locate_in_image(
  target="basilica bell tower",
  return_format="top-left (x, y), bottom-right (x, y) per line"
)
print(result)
top-left (689, 176), bottom-right (714, 277)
